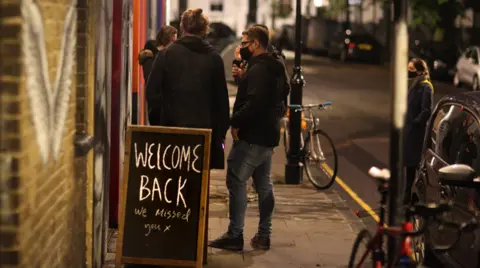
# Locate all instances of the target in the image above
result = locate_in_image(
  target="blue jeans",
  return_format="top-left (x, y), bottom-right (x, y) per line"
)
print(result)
top-left (226, 140), bottom-right (275, 238)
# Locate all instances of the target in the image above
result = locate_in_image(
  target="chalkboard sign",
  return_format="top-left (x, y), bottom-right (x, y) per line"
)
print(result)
top-left (116, 125), bottom-right (211, 268)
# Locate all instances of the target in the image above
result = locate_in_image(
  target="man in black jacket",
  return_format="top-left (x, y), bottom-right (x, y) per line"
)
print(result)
top-left (145, 8), bottom-right (230, 170)
top-left (209, 25), bottom-right (288, 251)
top-left (232, 24), bottom-right (290, 108)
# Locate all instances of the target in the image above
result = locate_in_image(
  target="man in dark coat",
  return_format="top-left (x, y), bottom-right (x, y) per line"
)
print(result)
top-left (145, 8), bottom-right (230, 169)
top-left (209, 25), bottom-right (288, 252)
top-left (232, 24), bottom-right (289, 107)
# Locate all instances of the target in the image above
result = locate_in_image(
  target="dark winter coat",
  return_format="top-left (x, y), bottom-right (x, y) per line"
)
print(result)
top-left (138, 40), bottom-right (159, 82)
top-left (404, 75), bottom-right (433, 168)
top-left (145, 36), bottom-right (230, 169)
top-left (232, 44), bottom-right (290, 113)
top-left (231, 53), bottom-right (288, 147)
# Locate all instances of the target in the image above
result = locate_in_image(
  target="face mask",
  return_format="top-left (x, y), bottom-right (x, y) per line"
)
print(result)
top-left (408, 71), bottom-right (418, 78)
top-left (240, 46), bottom-right (253, 61)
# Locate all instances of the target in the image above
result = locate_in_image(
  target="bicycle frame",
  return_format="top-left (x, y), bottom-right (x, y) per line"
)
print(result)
top-left (355, 181), bottom-right (417, 268)
top-left (298, 108), bottom-right (325, 162)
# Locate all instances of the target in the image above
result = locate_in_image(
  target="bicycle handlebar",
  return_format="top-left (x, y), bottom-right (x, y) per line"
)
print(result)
top-left (409, 201), bottom-right (453, 218)
top-left (288, 101), bottom-right (332, 112)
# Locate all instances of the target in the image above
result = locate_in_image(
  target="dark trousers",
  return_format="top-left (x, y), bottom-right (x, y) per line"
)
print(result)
top-left (226, 140), bottom-right (275, 238)
top-left (403, 166), bottom-right (417, 205)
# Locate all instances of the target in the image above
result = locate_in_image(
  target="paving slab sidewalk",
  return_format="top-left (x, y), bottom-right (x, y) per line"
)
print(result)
top-left (104, 125), bottom-right (364, 268)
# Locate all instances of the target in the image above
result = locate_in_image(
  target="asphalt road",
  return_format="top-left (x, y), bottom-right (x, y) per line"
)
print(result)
top-left (281, 52), bottom-right (471, 231)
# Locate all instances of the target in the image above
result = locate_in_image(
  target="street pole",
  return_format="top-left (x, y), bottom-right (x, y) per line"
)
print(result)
top-left (387, 0), bottom-right (408, 266)
top-left (345, 0), bottom-right (351, 31)
top-left (384, 1), bottom-right (392, 61)
top-left (285, 0), bottom-right (305, 184)
top-left (248, 0), bottom-right (258, 25)
top-left (271, 0), bottom-right (276, 30)
top-left (178, 0), bottom-right (187, 23)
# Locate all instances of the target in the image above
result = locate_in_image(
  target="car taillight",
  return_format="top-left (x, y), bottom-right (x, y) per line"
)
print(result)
top-left (348, 43), bottom-right (356, 49)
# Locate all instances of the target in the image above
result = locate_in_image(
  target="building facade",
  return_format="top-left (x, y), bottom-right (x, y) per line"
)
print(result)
top-left (0, 0), bottom-right (137, 266)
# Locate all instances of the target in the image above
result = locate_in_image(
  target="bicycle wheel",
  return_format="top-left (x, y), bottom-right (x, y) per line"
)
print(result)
top-left (304, 129), bottom-right (338, 190)
top-left (348, 229), bottom-right (375, 268)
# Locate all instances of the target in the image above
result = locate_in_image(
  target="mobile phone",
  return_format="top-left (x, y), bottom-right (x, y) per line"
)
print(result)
top-left (233, 60), bottom-right (242, 68)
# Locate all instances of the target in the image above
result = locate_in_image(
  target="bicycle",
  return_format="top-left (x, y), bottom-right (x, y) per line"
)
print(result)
top-left (348, 166), bottom-right (479, 268)
top-left (282, 102), bottom-right (338, 189)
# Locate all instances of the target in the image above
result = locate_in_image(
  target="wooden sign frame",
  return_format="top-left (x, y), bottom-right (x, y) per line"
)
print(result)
top-left (116, 125), bottom-right (211, 268)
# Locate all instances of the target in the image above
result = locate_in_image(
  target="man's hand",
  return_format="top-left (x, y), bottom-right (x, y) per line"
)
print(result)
top-left (232, 63), bottom-right (246, 80)
top-left (234, 46), bottom-right (242, 61)
top-left (231, 128), bottom-right (239, 141)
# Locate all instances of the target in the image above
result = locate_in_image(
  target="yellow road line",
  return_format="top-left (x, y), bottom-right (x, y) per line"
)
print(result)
top-left (281, 126), bottom-right (381, 223)
top-left (321, 163), bottom-right (381, 223)
top-left (322, 156), bottom-right (420, 259)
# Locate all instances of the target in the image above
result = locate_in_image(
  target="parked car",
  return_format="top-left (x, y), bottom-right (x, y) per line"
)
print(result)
top-left (327, 31), bottom-right (382, 64)
top-left (411, 92), bottom-right (480, 268)
top-left (454, 46), bottom-right (480, 91)
top-left (410, 40), bottom-right (459, 81)
top-left (205, 22), bottom-right (237, 53)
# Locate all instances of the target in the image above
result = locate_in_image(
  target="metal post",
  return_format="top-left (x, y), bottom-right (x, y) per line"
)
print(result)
top-left (178, 0), bottom-right (187, 22)
top-left (384, 1), bottom-right (392, 61)
top-left (285, 0), bottom-right (305, 184)
top-left (248, 0), bottom-right (258, 25)
top-left (271, 0), bottom-right (276, 30)
top-left (387, 0), bottom-right (408, 265)
top-left (345, 0), bottom-right (351, 31)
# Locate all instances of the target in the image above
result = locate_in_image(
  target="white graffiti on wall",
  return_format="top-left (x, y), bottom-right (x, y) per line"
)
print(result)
top-left (22, 0), bottom-right (77, 164)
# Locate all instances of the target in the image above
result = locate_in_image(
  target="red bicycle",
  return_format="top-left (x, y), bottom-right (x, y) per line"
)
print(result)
top-left (348, 166), bottom-right (478, 268)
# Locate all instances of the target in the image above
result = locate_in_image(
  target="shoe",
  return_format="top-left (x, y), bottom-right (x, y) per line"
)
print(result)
top-left (208, 232), bottom-right (244, 251)
top-left (250, 234), bottom-right (270, 250)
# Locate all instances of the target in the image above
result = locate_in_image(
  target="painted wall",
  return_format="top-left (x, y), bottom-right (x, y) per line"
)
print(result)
top-left (0, 0), bottom-right (95, 267)
top-left (93, 0), bottom-right (113, 267)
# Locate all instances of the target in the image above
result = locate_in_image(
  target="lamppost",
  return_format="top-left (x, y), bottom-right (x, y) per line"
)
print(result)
top-left (285, 0), bottom-right (306, 184)
top-left (387, 0), bottom-right (408, 265)
top-left (345, 0), bottom-right (351, 31)
top-left (248, 0), bottom-right (258, 24)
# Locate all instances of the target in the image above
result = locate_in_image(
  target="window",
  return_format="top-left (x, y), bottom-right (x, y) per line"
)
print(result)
top-left (432, 105), bottom-right (480, 170)
top-left (210, 0), bottom-right (223, 11)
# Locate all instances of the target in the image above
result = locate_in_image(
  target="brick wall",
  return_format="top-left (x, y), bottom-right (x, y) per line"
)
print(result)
top-left (0, 0), bottom-right (23, 266)
top-left (0, 0), bottom-right (95, 267)
top-left (77, 0), bottom-right (97, 267)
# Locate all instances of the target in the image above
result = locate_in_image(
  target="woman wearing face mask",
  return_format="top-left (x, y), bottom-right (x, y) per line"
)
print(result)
top-left (404, 58), bottom-right (434, 205)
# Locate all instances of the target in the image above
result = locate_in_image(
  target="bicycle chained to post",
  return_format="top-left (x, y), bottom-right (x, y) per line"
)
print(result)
top-left (348, 165), bottom-right (480, 268)
top-left (283, 101), bottom-right (338, 189)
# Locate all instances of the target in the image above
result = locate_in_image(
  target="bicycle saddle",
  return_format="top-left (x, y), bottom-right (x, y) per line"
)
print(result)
top-left (368, 166), bottom-right (390, 182)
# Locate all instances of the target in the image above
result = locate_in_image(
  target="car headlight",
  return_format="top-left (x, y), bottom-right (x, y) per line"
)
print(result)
top-left (433, 60), bottom-right (447, 69)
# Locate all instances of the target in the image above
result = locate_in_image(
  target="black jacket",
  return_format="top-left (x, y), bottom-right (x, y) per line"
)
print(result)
top-left (145, 36), bottom-right (230, 169)
top-left (231, 53), bottom-right (288, 147)
top-left (404, 75), bottom-right (433, 167)
top-left (233, 44), bottom-right (290, 112)
top-left (139, 40), bottom-right (159, 82)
